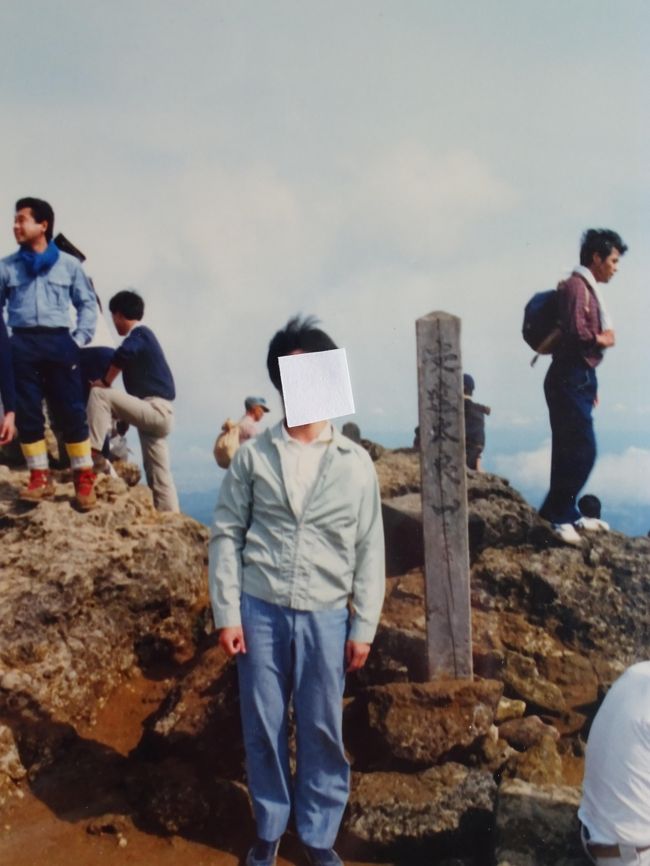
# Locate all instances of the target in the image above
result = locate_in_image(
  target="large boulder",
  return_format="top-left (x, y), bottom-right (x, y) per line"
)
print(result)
top-left (0, 466), bottom-right (208, 782)
top-left (343, 763), bottom-right (496, 860)
top-left (494, 779), bottom-right (586, 866)
top-left (354, 679), bottom-right (502, 770)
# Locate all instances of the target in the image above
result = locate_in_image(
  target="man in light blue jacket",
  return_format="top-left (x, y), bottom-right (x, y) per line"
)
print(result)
top-left (209, 316), bottom-right (385, 866)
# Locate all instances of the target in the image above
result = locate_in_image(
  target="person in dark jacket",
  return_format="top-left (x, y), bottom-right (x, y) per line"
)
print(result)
top-left (463, 374), bottom-right (490, 470)
top-left (87, 290), bottom-right (179, 512)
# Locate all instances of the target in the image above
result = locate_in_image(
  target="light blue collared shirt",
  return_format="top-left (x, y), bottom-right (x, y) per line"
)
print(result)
top-left (0, 250), bottom-right (97, 346)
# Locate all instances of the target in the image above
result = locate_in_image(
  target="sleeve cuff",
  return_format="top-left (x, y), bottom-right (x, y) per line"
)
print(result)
top-left (71, 330), bottom-right (91, 347)
top-left (348, 618), bottom-right (378, 643)
top-left (212, 605), bottom-right (242, 630)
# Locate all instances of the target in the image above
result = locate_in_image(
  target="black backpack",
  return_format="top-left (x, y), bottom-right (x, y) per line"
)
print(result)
top-left (522, 290), bottom-right (562, 365)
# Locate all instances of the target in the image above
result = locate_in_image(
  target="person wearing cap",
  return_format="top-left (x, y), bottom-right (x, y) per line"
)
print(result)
top-left (238, 396), bottom-right (270, 444)
top-left (578, 661), bottom-right (650, 866)
top-left (463, 373), bottom-right (490, 471)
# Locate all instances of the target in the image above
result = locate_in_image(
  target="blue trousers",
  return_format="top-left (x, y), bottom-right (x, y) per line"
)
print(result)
top-left (237, 593), bottom-right (350, 848)
top-left (11, 330), bottom-right (89, 445)
top-left (540, 358), bottom-right (597, 525)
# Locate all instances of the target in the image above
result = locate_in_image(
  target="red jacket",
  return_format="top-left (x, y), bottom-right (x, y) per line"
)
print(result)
top-left (554, 273), bottom-right (603, 368)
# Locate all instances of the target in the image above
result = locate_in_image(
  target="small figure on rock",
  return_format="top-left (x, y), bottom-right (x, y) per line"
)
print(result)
top-left (238, 396), bottom-right (270, 444)
top-left (578, 661), bottom-right (650, 865)
top-left (0, 198), bottom-right (98, 509)
top-left (577, 494), bottom-right (609, 532)
top-left (213, 397), bottom-right (271, 469)
top-left (463, 373), bottom-right (490, 471)
top-left (342, 421), bottom-right (361, 444)
top-left (87, 290), bottom-right (179, 513)
top-left (209, 315), bottom-right (385, 866)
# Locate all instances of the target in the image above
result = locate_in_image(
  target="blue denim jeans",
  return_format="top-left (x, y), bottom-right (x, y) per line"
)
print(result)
top-left (540, 358), bottom-right (597, 525)
top-left (237, 593), bottom-right (350, 848)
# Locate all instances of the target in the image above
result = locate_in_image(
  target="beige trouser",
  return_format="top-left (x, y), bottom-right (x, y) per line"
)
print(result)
top-left (87, 388), bottom-right (179, 513)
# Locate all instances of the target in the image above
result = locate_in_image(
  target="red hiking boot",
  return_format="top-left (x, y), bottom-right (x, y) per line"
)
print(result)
top-left (73, 468), bottom-right (97, 511)
top-left (19, 469), bottom-right (56, 502)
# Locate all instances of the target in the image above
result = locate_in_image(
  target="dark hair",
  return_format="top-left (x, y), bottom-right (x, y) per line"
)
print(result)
top-left (463, 373), bottom-right (475, 396)
top-left (16, 197), bottom-right (55, 242)
top-left (109, 290), bottom-right (145, 321)
top-left (266, 315), bottom-right (338, 392)
top-left (578, 494), bottom-right (601, 519)
top-left (579, 229), bottom-right (628, 266)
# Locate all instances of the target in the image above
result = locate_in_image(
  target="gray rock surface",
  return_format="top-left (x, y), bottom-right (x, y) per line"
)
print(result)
top-left (494, 779), bottom-right (586, 866)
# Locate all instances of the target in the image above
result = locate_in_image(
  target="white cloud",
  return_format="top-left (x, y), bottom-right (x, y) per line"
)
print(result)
top-left (493, 444), bottom-right (650, 507)
top-left (493, 441), bottom-right (551, 492)
top-left (346, 143), bottom-right (518, 259)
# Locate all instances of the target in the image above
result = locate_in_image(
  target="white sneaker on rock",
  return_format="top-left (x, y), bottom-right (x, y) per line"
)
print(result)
top-left (551, 523), bottom-right (582, 545)
top-left (576, 516), bottom-right (610, 532)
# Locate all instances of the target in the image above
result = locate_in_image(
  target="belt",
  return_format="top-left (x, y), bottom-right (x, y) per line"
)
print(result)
top-left (12, 326), bottom-right (69, 334)
top-left (582, 823), bottom-right (650, 859)
top-left (587, 841), bottom-right (650, 859)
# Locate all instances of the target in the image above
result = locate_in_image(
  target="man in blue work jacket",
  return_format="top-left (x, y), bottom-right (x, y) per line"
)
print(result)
top-left (0, 197), bottom-right (97, 509)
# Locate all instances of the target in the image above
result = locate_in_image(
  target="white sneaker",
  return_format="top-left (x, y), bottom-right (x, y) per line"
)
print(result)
top-left (551, 523), bottom-right (582, 545)
top-left (576, 516), bottom-right (609, 532)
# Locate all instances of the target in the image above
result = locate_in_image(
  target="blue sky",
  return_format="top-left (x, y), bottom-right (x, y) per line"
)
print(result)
top-left (1, 1), bottom-right (649, 524)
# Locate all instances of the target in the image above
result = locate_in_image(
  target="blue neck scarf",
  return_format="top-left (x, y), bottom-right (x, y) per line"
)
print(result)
top-left (18, 240), bottom-right (60, 277)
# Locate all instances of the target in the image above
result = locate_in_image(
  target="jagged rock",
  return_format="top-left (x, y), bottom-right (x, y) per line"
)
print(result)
top-left (502, 651), bottom-right (567, 713)
top-left (111, 460), bottom-right (141, 487)
top-left (343, 763), bottom-right (496, 859)
top-left (132, 756), bottom-right (252, 837)
top-left (136, 642), bottom-right (245, 781)
top-left (0, 467), bottom-right (208, 782)
top-left (494, 778), bottom-right (584, 866)
top-left (358, 679), bottom-right (502, 769)
top-left (499, 716), bottom-right (560, 751)
top-left (0, 724), bottom-right (26, 781)
top-left (472, 542), bottom-right (650, 669)
top-left (496, 697), bottom-right (526, 723)
top-left (374, 449), bottom-right (421, 498)
top-left (475, 731), bottom-right (515, 773)
top-left (382, 495), bottom-right (424, 576)
top-left (86, 813), bottom-right (132, 836)
top-left (503, 735), bottom-right (565, 786)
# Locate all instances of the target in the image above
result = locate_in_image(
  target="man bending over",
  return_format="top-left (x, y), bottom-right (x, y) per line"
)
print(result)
top-left (87, 290), bottom-right (179, 512)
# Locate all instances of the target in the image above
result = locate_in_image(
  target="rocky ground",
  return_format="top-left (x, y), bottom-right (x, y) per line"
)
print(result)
top-left (0, 451), bottom-right (648, 865)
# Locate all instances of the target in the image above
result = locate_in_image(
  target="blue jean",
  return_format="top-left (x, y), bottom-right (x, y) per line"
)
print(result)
top-left (540, 358), bottom-right (597, 525)
top-left (11, 329), bottom-right (88, 444)
top-left (237, 593), bottom-right (350, 848)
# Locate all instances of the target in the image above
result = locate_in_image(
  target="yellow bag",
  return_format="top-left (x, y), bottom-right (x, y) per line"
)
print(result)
top-left (213, 418), bottom-right (240, 468)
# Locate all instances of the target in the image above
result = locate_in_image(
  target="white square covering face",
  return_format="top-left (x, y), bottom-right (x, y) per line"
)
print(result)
top-left (279, 348), bottom-right (355, 427)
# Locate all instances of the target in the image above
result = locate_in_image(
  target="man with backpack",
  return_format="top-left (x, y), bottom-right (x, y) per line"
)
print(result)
top-left (538, 229), bottom-right (627, 544)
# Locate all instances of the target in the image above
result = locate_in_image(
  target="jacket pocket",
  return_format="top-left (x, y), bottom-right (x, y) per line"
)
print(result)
top-left (44, 278), bottom-right (71, 311)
